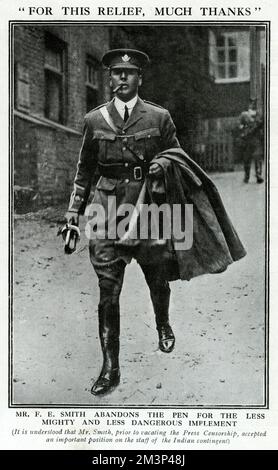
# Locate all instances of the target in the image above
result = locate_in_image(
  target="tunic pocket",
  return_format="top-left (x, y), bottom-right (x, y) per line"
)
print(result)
top-left (96, 176), bottom-right (117, 191)
top-left (134, 128), bottom-right (162, 159)
top-left (92, 132), bottom-right (117, 161)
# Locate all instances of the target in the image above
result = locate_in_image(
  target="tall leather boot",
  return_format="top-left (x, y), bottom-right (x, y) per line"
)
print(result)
top-left (151, 282), bottom-right (175, 353)
top-left (91, 303), bottom-right (120, 395)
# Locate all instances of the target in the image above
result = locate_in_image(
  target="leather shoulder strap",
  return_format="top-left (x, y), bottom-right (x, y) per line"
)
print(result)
top-left (100, 106), bottom-right (118, 134)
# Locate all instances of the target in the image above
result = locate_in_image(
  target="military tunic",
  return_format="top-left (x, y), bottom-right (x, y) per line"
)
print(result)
top-left (68, 96), bottom-right (180, 266)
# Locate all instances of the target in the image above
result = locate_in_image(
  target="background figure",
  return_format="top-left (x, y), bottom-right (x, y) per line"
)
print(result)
top-left (238, 98), bottom-right (264, 183)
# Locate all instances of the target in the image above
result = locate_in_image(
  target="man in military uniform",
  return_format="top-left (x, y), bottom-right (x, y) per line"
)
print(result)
top-left (238, 98), bottom-right (264, 184)
top-left (66, 49), bottom-right (180, 395)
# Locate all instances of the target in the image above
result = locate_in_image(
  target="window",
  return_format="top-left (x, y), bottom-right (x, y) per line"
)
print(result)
top-left (215, 34), bottom-right (238, 79)
top-left (44, 33), bottom-right (67, 123)
top-left (209, 30), bottom-right (250, 83)
top-left (15, 63), bottom-right (30, 112)
top-left (86, 56), bottom-right (101, 112)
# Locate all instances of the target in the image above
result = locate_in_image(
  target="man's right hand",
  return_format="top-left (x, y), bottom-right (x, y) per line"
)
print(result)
top-left (65, 211), bottom-right (79, 226)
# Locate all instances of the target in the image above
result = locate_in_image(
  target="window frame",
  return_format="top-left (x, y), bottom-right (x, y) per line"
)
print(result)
top-left (85, 55), bottom-right (101, 112)
top-left (215, 32), bottom-right (238, 81)
top-left (44, 33), bottom-right (67, 124)
top-left (15, 62), bottom-right (31, 113)
top-left (210, 30), bottom-right (250, 84)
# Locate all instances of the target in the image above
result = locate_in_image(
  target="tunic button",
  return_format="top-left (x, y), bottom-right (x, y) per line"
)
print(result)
top-left (148, 135), bottom-right (151, 138)
top-left (123, 146), bottom-right (126, 151)
top-left (123, 138), bottom-right (128, 143)
top-left (124, 162), bottom-right (129, 167)
top-left (125, 179), bottom-right (129, 183)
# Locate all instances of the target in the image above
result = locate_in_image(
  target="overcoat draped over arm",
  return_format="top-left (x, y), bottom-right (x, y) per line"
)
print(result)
top-left (116, 147), bottom-right (246, 281)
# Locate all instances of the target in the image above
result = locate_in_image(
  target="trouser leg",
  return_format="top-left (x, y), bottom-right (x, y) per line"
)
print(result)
top-left (91, 261), bottom-right (126, 395)
top-left (255, 156), bottom-right (264, 183)
top-left (140, 264), bottom-right (175, 353)
top-left (243, 154), bottom-right (252, 182)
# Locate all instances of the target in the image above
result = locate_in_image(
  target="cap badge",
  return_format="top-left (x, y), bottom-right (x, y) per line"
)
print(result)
top-left (122, 54), bottom-right (131, 62)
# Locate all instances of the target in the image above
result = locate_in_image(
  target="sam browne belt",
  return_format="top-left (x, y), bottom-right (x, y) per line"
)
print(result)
top-left (97, 162), bottom-right (149, 181)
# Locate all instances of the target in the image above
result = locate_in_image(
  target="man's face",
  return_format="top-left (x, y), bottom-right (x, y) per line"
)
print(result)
top-left (110, 68), bottom-right (142, 102)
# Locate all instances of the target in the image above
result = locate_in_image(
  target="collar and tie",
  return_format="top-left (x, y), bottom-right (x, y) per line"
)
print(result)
top-left (114, 95), bottom-right (138, 122)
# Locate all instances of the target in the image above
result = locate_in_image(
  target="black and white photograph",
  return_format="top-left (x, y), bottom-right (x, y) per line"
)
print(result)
top-left (10, 21), bottom-right (268, 411)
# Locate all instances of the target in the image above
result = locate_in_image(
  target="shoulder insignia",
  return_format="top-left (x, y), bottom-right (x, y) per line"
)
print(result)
top-left (144, 100), bottom-right (165, 110)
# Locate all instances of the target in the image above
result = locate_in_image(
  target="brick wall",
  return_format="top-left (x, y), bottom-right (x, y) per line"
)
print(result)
top-left (13, 24), bottom-right (111, 210)
top-left (14, 117), bottom-right (38, 189)
top-left (208, 81), bottom-right (250, 119)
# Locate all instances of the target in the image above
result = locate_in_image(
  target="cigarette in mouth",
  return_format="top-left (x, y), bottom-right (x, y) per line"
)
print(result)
top-left (113, 84), bottom-right (124, 93)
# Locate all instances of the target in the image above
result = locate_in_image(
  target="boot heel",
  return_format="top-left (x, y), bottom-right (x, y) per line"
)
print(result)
top-left (157, 324), bottom-right (175, 353)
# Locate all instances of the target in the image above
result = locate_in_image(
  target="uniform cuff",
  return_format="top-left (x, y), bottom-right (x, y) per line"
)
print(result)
top-left (68, 185), bottom-right (85, 213)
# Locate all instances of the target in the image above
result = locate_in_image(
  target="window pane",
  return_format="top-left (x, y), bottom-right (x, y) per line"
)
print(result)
top-left (228, 36), bottom-right (237, 47)
top-left (94, 71), bottom-right (99, 88)
top-left (86, 87), bottom-right (98, 112)
top-left (44, 34), bottom-right (66, 124)
top-left (45, 48), bottom-right (62, 71)
top-left (217, 49), bottom-right (225, 63)
top-left (229, 48), bottom-right (237, 62)
top-left (45, 72), bottom-right (62, 122)
top-left (17, 81), bottom-right (30, 111)
top-left (86, 64), bottom-right (91, 83)
top-left (208, 119), bottom-right (217, 133)
top-left (216, 35), bottom-right (224, 47)
top-left (86, 61), bottom-right (99, 89)
top-left (217, 65), bottom-right (226, 78)
top-left (229, 65), bottom-right (237, 78)
top-left (16, 64), bottom-right (30, 112)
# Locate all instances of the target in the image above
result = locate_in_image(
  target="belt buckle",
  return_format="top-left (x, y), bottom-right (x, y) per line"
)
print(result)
top-left (134, 166), bottom-right (143, 181)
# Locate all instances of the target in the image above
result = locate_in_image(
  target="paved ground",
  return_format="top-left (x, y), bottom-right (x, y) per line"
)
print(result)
top-left (12, 170), bottom-right (266, 406)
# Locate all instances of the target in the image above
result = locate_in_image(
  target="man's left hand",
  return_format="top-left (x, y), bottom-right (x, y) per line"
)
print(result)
top-left (148, 163), bottom-right (163, 178)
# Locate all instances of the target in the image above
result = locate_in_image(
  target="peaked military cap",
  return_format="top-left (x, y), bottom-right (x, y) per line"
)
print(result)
top-left (102, 48), bottom-right (150, 70)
